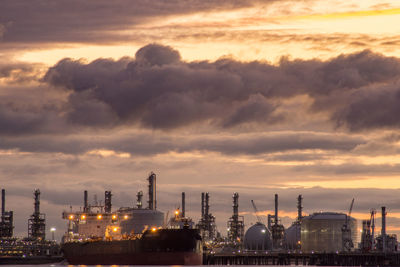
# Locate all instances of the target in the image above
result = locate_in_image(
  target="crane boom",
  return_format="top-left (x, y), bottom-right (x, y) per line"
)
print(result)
top-left (345, 198), bottom-right (355, 227)
top-left (348, 198), bottom-right (354, 217)
top-left (251, 200), bottom-right (263, 224)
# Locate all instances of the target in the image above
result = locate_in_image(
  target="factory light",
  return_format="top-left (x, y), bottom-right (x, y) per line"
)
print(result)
top-left (69, 215), bottom-right (74, 220)
top-left (97, 214), bottom-right (102, 220)
top-left (174, 210), bottom-right (179, 215)
top-left (112, 214), bottom-right (117, 220)
top-left (112, 227), bottom-right (118, 232)
top-left (151, 227), bottom-right (157, 232)
top-left (81, 215), bottom-right (86, 220)
top-left (124, 215), bottom-right (128, 219)
top-left (50, 227), bottom-right (56, 241)
top-left (261, 229), bottom-right (266, 233)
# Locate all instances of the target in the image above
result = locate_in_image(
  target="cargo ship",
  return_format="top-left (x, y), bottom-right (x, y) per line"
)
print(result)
top-left (62, 227), bottom-right (202, 265)
top-left (61, 172), bottom-right (203, 265)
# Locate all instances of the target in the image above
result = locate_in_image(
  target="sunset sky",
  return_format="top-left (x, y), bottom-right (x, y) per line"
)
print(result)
top-left (2, 0), bottom-right (400, 240)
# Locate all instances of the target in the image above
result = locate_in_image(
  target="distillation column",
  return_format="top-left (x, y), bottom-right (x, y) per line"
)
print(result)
top-left (148, 172), bottom-right (157, 210)
top-left (28, 189), bottom-right (46, 240)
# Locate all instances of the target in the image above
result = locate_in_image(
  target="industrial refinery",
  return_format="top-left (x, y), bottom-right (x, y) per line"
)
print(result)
top-left (2, 172), bottom-right (400, 265)
top-left (0, 189), bottom-right (62, 264)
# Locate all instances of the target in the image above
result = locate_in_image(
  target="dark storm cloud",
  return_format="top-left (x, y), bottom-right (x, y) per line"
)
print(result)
top-left (0, 105), bottom-right (60, 136)
top-left (333, 82), bottom-right (400, 131)
top-left (2, 45), bottom-right (400, 137)
top-left (42, 44), bottom-right (400, 131)
top-left (0, 131), bottom-right (364, 156)
top-left (0, 0), bottom-right (271, 44)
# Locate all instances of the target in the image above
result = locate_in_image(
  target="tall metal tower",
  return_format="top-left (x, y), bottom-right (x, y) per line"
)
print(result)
top-left (227, 192), bottom-right (244, 243)
top-left (104, 191), bottom-right (112, 213)
top-left (28, 189), bottom-right (46, 240)
top-left (197, 192), bottom-right (217, 241)
top-left (148, 172), bottom-right (157, 210)
top-left (271, 194), bottom-right (285, 249)
top-left (0, 189), bottom-right (13, 237)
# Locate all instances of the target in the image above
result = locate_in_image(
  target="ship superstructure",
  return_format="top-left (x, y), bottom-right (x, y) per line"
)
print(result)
top-left (62, 172), bottom-right (164, 241)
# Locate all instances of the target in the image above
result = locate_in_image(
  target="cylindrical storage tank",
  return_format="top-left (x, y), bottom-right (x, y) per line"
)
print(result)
top-left (244, 222), bottom-right (272, 251)
top-left (301, 212), bottom-right (357, 253)
top-left (285, 223), bottom-right (301, 250)
top-left (119, 209), bottom-right (164, 235)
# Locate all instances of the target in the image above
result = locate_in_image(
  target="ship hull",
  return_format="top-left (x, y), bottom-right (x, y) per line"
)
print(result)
top-left (62, 228), bottom-right (203, 265)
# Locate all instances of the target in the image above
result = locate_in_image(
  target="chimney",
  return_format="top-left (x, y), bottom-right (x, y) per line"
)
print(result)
top-left (274, 194), bottom-right (278, 226)
top-left (205, 193), bottom-right (210, 218)
top-left (182, 192), bottom-right (185, 218)
top-left (201, 192), bottom-right (205, 220)
top-left (148, 172), bottom-right (156, 210)
top-left (84, 190), bottom-right (88, 212)
top-left (104, 191), bottom-right (112, 213)
top-left (382, 206), bottom-right (386, 252)
top-left (1, 189), bottom-right (5, 222)
top-left (233, 192), bottom-right (239, 218)
top-left (137, 191), bottom-right (143, 209)
top-left (34, 189), bottom-right (40, 215)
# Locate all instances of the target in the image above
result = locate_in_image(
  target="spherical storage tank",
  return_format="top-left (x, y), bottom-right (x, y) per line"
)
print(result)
top-left (244, 222), bottom-right (272, 250)
top-left (285, 223), bottom-right (301, 250)
top-left (301, 212), bottom-right (357, 253)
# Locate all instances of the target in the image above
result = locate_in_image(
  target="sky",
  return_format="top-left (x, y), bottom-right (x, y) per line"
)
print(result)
top-left (1, 0), bottom-right (400, 242)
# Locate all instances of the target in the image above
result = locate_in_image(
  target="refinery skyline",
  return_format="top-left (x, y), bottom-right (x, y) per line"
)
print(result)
top-left (1, 0), bottom-right (400, 240)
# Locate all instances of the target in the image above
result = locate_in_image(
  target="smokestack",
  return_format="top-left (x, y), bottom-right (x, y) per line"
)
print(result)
top-left (34, 189), bottom-right (40, 215)
top-left (297, 195), bottom-right (303, 221)
top-left (274, 194), bottom-right (278, 226)
top-left (182, 192), bottom-right (185, 218)
top-left (1, 189), bottom-right (5, 222)
top-left (201, 192), bottom-right (205, 219)
top-left (137, 191), bottom-right (143, 209)
top-left (84, 190), bottom-right (88, 212)
top-left (382, 206), bottom-right (386, 252)
top-left (205, 193), bottom-right (210, 217)
top-left (233, 192), bottom-right (239, 218)
top-left (104, 191), bottom-right (112, 213)
top-left (148, 172), bottom-right (156, 210)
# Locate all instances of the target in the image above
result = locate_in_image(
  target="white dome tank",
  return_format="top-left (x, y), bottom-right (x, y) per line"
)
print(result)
top-left (285, 222), bottom-right (301, 250)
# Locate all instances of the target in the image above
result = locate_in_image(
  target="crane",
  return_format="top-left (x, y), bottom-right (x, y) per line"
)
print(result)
top-left (370, 209), bottom-right (376, 249)
top-left (251, 200), bottom-right (265, 224)
top-left (342, 198), bottom-right (355, 251)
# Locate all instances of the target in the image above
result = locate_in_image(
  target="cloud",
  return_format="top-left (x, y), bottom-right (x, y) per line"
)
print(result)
top-left (333, 82), bottom-right (400, 131)
top-left (0, 131), bottom-right (364, 156)
top-left (0, 0), bottom-right (269, 44)
top-left (2, 45), bottom-right (400, 139)
top-left (42, 45), bottom-right (400, 132)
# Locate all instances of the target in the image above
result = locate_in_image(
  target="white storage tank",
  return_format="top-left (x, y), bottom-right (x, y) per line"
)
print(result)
top-left (244, 222), bottom-right (272, 250)
top-left (301, 212), bottom-right (357, 253)
top-left (118, 208), bottom-right (164, 235)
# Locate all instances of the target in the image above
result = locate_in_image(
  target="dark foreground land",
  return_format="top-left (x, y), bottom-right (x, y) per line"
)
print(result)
top-left (204, 252), bottom-right (400, 266)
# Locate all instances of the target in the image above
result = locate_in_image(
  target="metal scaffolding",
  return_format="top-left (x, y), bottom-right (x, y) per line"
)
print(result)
top-left (28, 189), bottom-right (46, 240)
top-left (0, 189), bottom-right (13, 238)
top-left (227, 192), bottom-right (244, 244)
top-left (197, 192), bottom-right (217, 241)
